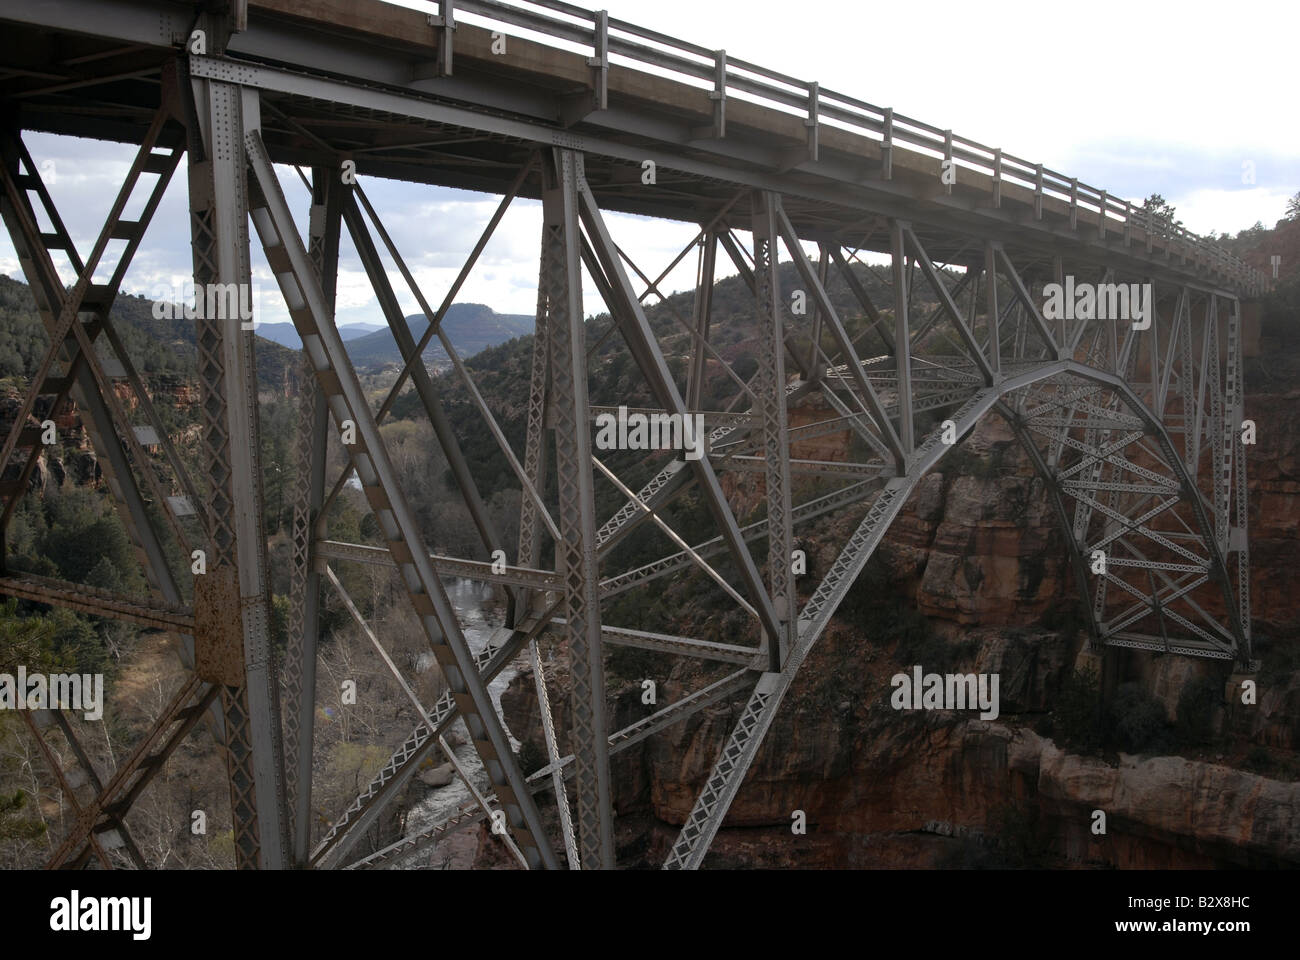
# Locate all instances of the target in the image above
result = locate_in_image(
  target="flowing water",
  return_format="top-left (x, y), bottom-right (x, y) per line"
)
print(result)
top-left (394, 577), bottom-right (525, 865)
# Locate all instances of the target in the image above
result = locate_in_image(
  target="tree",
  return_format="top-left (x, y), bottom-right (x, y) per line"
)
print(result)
top-left (85, 555), bottom-right (126, 594)
top-left (1287, 190), bottom-right (1300, 221)
top-left (0, 789), bottom-right (46, 844)
top-left (0, 599), bottom-right (56, 674)
top-left (1142, 193), bottom-right (1182, 230)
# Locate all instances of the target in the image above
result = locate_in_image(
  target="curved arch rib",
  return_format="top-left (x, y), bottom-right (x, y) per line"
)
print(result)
top-left (663, 358), bottom-right (1247, 869)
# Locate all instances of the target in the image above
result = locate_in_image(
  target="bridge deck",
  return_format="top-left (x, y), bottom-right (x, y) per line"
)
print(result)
top-left (0, 0), bottom-right (1264, 295)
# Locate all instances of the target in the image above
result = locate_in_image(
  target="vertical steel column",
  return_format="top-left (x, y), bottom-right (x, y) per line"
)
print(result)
top-left (752, 191), bottom-right (793, 670)
top-left (541, 148), bottom-right (614, 869)
top-left (1179, 289), bottom-right (1197, 478)
top-left (187, 78), bottom-right (288, 869)
top-left (517, 264), bottom-right (575, 863)
top-left (685, 227), bottom-right (718, 410)
top-left (804, 242), bottom-right (830, 383)
top-left (283, 354), bottom-right (326, 864)
top-left (516, 271), bottom-right (551, 590)
top-left (890, 219), bottom-right (914, 453)
top-left (1107, 271), bottom-right (1121, 373)
top-left (517, 266), bottom-right (578, 868)
top-left (1226, 298), bottom-right (1251, 663)
top-left (1051, 255), bottom-right (1066, 351)
top-left (1156, 287), bottom-right (1186, 420)
top-left (1191, 295), bottom-right (1213, 484)
top-left (904, 226), bottom-right (994, 385)
top-left (283, 165), bottom-right (342, 864)
top-left (1206, 296), bottom-right (1227, 552)
top-left (1147, 277), bottom-right (1161, 416)
top-left (985, 242), bottom-right (1001, 379)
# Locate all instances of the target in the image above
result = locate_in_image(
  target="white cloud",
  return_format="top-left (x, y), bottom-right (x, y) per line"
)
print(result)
top-left (1171, 187), bottom-right (1294, 237)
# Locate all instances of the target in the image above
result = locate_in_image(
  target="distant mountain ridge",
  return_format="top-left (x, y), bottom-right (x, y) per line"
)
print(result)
top-left (249, 304), bottom-right (533, 367)
top-left (342, 303), bottom-right (534, 367)
top-left (253, 322), bottom-right (383, 347)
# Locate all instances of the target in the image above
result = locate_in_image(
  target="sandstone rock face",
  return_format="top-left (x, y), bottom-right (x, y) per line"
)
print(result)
top-left (874, 416), bottom-right (1072, 630)
top-left (1031, 733), bottom-right (1300, 867)
top-left (492, 352), bottom-right (1300, 869)
top-left (625, 664), bottom-right (1300, 869)
top-left (1245, 383), bottom-right (1300, 639)
top-left (0, 392), bottom-right (96, 495)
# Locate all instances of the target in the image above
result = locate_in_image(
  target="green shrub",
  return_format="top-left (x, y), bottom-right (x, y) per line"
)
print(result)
top-left (606, 644), bottom-right (662, 683)
top-left (1256, 633), bottom-right (1300, 686)
top-left (517, 739), bottom-right (547, 777)
top-left (1052, 666), bottom-right (1102, 751)
top-left (1174, 673), bottom-right (1221, 746)
top-left (1107, 682), bottom-right (1168, 753)
top-left (0, 789), bottom-right (46, 843)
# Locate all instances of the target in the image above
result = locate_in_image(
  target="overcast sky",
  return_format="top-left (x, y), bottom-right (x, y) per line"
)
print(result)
top-left (2, 0), bottom-right (1295, 328)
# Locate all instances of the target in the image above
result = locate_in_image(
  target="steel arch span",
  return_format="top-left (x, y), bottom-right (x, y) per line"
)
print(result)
top-left (0, 0), bottom-right (1261, 870)
top-left (662, 355), bottom-right (1250, 868)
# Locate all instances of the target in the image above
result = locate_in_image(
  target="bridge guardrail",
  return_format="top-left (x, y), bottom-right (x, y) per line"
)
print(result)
top-left (429, 0), bottom-right (1267, 295)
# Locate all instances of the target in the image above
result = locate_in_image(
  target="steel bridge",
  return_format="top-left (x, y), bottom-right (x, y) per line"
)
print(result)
top-left (0, 0), bottom-right (1265, 870)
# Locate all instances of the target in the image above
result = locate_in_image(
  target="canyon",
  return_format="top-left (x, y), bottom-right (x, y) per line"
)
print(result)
top-left (476, 312), bottom-right (1300, 869)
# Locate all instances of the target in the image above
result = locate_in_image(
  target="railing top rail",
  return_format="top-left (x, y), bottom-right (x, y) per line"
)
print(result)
top-left (427, 0), bottom-right (1262, 289)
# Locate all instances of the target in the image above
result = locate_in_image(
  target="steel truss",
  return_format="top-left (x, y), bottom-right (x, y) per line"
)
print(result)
top-left (0, 28), bottom-right (1255, 872)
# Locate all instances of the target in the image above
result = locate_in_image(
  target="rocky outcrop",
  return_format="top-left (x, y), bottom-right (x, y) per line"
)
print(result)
top-left (501, 618), bottom-right (1299, 867)
top-left (827, 411), bottom-right (1075, 632)
top-left (0, 392), bottom-right (98, 493)
top-left (112, 374), bottom-right (199, 411)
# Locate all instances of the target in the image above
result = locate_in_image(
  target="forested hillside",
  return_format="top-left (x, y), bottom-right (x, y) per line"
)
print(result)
top-left (0, 275), bottom-right (297, 392)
